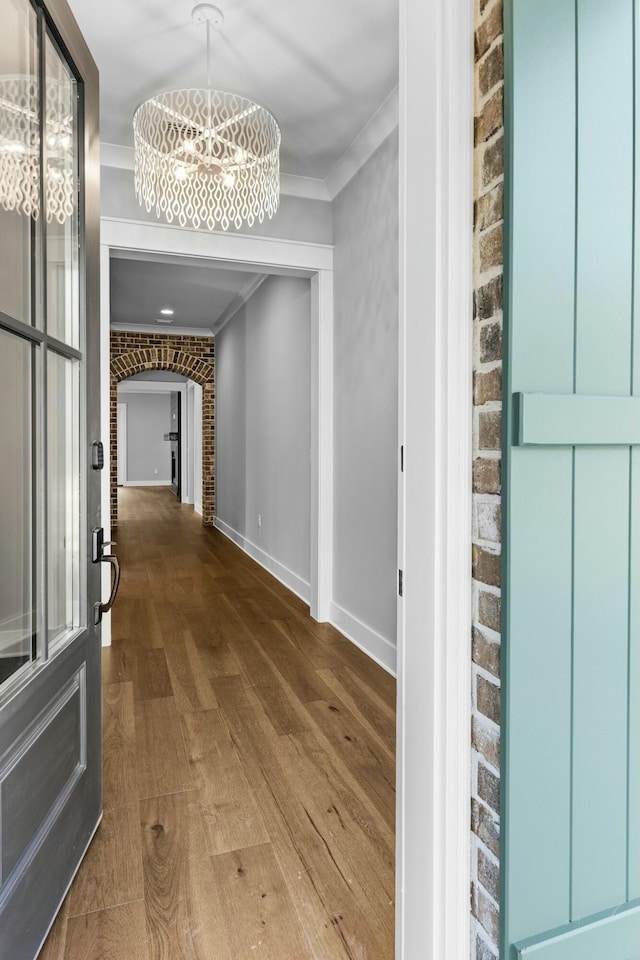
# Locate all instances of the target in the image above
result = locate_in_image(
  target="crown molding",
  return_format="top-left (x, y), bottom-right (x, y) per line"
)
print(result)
top-left (100, 88), bottom-right (399, 207)
top-left (325, 86), bottom-right (399, 200)
top-left (212, 274), bottom-right (268, 335)
top-left (279, 173), bottom-right (330, 201)
top-left (110, 321), bottom-right (215, 337)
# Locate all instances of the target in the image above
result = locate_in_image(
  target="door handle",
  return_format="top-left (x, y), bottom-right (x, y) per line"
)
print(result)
top-left (92, 527), bottom-right (122, 625)
top-left (94, 553), bottom-right (121, 625)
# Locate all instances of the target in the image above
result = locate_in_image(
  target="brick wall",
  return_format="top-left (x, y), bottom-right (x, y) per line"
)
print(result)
top-left (110, 331), bottom-right (215, 527)
top-left (472, 0), bottom-right (504, 957)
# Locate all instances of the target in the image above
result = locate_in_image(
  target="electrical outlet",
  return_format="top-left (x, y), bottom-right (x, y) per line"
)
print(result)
top-left (257, 514), bottom-right (262, 528)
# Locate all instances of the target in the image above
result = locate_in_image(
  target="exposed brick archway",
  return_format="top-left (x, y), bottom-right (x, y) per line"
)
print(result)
top-left (110, 334), bottom-right (215, 527)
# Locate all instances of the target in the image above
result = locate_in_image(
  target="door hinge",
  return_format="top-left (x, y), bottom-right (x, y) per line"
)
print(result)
top-left (398, 569), bottom-right (403, 597)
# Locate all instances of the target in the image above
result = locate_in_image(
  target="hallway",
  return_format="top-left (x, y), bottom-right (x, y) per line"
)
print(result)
top-left (39, 488), bottom-right (396, 960)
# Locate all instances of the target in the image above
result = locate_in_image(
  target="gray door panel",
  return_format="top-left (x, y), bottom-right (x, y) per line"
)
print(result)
top-left (0, 0), bottom-right (102, 955)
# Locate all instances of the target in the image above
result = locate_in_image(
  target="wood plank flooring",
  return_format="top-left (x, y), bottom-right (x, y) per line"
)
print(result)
top-left (40, 487), bottom-right (396, 960)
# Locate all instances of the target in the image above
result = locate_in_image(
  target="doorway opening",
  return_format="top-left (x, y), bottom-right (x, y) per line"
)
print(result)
top-left (110, 336), bottom-right (215, 527)
top-left (116, 373), bottom-right (204, 515)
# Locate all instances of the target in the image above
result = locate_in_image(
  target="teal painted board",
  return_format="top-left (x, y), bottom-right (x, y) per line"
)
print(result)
top-left (575, 0), bottom-right (634, 397)
top-left (630, 448), bottom-right (640, 900)
top-left (514, 898), bottom-right (640, 960)
top-left (504, 0), bottom-right (640, 955)
top-left (505, 448), bottom-right (573, 941)
top-left (509, 0), bottom-right (575, 395)
top-left (571, 448), bottom-right (630, 919)
top-left (515, 394), bottom-right (640, 446)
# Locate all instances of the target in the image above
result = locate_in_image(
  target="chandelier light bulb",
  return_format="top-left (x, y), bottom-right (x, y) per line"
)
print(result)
top-left (46, 133), bottom-right (57, 149)
top-left (234, 147), bottom-right (245, 164)
top-left (222, 171), bottom-right (235, 189)
top-left (183, 139), bottom-right (197, 154)
top-left (58, 134), bottom-right (71, 149)
top-left (175, 164), bottom-right (188, 181)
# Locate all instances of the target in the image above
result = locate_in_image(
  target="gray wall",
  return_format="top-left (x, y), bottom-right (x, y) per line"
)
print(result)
top-left (215, 275), bottom-right (311, 585)
top-left (117, 391), bottom-right (172, 483)
top-left (332, 130), bottom-right (399, 647)
top-left (101, 166), bottom-right (333, 245)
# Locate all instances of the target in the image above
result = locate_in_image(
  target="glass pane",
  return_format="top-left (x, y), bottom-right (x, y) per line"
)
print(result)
top-left (0, 0), bottom-right (39, 327)
top-left (0, 330), bottom-right (34, 685)
top-left (47, 350), bottom-right (81, 649)
top-left (45, 35), bottom-right (79, 348)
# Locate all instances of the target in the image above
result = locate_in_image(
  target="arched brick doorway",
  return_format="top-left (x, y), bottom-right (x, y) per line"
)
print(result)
top-left (110, 346), bottom-right (215, 527)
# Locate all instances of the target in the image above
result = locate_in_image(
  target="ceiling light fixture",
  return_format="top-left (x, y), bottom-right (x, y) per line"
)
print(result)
top-left (160, 308), bottom-right (174, 315)
top-left (133, 3), bottom-right (281, 232)
top-left (155, 317), bottom-right (174, 324)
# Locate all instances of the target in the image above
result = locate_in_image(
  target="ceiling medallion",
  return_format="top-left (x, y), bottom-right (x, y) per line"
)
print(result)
top-left (133, 4), bottom-right (281, 232)
top-left (0, 77), bottom-right (75, 223)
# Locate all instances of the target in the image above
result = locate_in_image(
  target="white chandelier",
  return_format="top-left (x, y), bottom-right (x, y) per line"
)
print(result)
top-left (133, 4), bottom-right (281, 232)
top-left (0, 77), bottom-right (75, 224)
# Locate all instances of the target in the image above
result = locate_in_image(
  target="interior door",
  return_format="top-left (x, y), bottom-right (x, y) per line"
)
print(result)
top-left (0, 1), bottom-right (102, 957)
top-left (504, 0), bottom-right (640, 957)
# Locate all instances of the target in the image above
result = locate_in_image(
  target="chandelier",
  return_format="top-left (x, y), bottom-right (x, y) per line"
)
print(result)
top-left (133, 4), bottom-right (281, 232)
top-left (0, 77), bottom-right (75, 224)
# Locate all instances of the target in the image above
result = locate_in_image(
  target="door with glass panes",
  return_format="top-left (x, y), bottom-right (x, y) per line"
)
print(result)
top-left (0, 0), bottom-right (104, 957)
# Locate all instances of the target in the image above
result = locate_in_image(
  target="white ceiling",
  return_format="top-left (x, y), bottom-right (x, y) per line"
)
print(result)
top-left (67, 0), bottom-right (398, 181)
top-left (110, 253), bottom-right (261, 333)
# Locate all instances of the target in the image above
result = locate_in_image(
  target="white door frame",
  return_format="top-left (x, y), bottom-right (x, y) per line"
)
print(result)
top-left (99, 0), bottom-right (474, 948)
top-left (396, 0), bottom-right (473, 958)
top-left (116, 402), bottom-right (127, 484)
top-left (116, 380), bottom-right (188, 493)
top-left (100, 223), bottom-right (334, 637)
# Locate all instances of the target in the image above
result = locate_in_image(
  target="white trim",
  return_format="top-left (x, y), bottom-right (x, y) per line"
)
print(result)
top-left (100, 244), bottom-right (112, 648)
top-left (326, 87), bottom-right (400, 200)
top-left (212, 274), bottom-right (268, 335)
top-left (116, 402), bottom-right (127, 485)
top-left (110, 321), bottom-right (215, 337)
top-left (118, 381), bottom-right (187, 393)
top-left (193, 382), bottom-right (203, 516)
top-left (279, 173), bottom-right (330, 201)
top-left (309, 270), bottom-right (333, 622)
top-left (329, 602), bottom-right (397, 677)
top-left (100, 217), bottom-right (333, 632)
top-left (121, 480), bottom-right (172, 487)
top-left (100, 142), bottom-right (134, 169)
top-left (101, 217), bottom-right (333, 272)
top-left (397, 0), bottom-right (473, 958)
top-left (214, 518), bottom-right (311, 604)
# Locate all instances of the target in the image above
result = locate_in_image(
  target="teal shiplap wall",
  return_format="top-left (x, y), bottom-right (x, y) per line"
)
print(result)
top-left (503, 1), bottom-right (640, 957)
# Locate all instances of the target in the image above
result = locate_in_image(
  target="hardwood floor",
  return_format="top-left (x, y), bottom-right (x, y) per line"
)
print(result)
top-left (39, 487), bottom-right (396, 960)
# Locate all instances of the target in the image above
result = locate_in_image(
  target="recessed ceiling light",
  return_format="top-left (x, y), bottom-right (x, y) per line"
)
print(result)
top-left (160, 308), bottom-right (174, 315)
top-left (155, 318), bottom-right (173, 324)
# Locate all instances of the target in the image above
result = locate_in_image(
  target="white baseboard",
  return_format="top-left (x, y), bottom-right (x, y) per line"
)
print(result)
top-left (329, 601), bottom-right (397, 677)
top-left (122, 480), bottom-right (171, 487)
top-left (213, 517), bottom-right (311, 605)
top-left (194, 501), bottom-right (203, 517)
